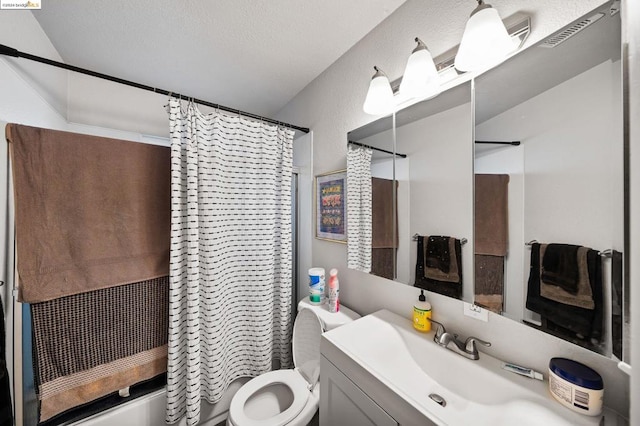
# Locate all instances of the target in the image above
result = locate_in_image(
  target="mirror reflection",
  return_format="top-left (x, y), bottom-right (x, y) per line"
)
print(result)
top-left (348, 82), bottom-right (474, 303)
top-left (473, 4), bottom-right (623, 356)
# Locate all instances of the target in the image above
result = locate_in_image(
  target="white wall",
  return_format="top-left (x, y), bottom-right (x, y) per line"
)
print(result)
top-left (276, 0), bottom-right (630, 417)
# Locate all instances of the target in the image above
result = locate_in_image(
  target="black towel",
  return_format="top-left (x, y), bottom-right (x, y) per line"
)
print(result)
top-left (611, 250), bottom-right (623, 359)
top-left (0, 297), bottom-right (13, 426)
top-left (415, 236), bottom-right (462, 300)
top-left (541, 244), bottom-right (580, 293)
top-left (425, 236), bottom-right (451, 273)
top-left (526, 243), bottom-right (603, 342)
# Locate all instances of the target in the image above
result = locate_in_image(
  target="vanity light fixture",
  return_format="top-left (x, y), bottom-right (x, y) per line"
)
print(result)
top-left (363, 66), bottom-right (395, 115)
top-left (399, 37), bottom-right (441, 101)
top-left (454, 0), bottom-right (517, 72)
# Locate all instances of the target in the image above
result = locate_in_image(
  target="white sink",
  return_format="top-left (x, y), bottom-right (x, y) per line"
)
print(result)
top-left (322, 309), bottom-right (607, 426)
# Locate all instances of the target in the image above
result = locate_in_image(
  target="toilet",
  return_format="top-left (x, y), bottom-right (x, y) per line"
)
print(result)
top-left (227, 297), bottom-right (360, 426)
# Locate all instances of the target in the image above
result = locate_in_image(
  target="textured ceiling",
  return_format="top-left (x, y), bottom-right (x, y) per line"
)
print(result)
top-left (32, 0), bottom-right (407, 117)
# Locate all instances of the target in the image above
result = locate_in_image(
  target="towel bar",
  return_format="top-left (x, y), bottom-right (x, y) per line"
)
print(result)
top-left (412, 234), bottom-right (467, 245)
top-left (524, 241), bottom-right (613, 258)
top-left (598, 249), bottom-right (613, 258)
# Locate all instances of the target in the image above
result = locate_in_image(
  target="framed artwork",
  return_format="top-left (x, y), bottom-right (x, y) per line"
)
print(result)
top-left (315, 169), bottom-right (347, 243)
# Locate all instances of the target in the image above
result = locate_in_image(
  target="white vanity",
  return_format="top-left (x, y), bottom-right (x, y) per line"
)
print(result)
top-left (319, 310), bottom-right (625, 426)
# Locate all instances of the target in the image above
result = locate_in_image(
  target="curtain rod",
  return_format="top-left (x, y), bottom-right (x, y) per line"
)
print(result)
top-left (0, 43), bottom-right (310, 134)
top-left (348, 140), bottom-right (407, 158)
top-left (475, 140), bottom-right (521, 145)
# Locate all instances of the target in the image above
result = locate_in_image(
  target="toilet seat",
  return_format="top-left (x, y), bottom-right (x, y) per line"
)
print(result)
top-left (228, 369), bottom-right (310, 426)
top-left (228, 307), bottom-right (327, 426)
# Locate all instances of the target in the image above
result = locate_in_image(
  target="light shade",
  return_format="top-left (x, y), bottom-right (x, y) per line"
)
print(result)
top-left (399, 38), bottom-right (441, 100)
top-left (363, 66), bottom-right (395, 115)
top-left (454, 1), bottom-right (516, 72)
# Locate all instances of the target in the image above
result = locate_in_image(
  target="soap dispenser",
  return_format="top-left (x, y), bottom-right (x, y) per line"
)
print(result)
top-left (413, 289), bottom-right (432, 332)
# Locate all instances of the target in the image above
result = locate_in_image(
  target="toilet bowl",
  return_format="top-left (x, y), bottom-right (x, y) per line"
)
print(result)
top-left (227, 298), bottom-right (360, 426)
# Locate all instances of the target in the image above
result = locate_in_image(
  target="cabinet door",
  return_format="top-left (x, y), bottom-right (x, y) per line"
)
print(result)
top-left (320, 357), bottom-right (397, 426)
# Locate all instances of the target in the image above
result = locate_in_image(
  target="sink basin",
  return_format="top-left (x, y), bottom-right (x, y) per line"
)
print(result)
top-left (322, 309), bottom-right (606, 426)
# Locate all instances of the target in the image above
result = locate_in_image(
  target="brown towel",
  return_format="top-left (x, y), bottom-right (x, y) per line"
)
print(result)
top-left (540, 245), bottom-right (595, 309)
top-left (541, 243), bottom-right (580, 294)
top-left (475, 174), bottom-right (509, 256)
top-left (474, 254), bottom-right (504, 313)
top-left (371, 248), bottom-right (395, 280)
top-left (7, 124), bottom-right (170, 303)
top-left (371, 177), bottom-right (398, 248)
top-left (425, 236), bottom-right (459, 283)
top-left (31, 277), bottom-right (169, 422)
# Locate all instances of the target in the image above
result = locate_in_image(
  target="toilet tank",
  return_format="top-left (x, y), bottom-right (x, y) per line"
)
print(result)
top-left (298, 297), bottom-right (360, 331)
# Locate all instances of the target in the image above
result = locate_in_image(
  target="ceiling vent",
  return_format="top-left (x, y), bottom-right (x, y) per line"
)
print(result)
top-left (540, 13), bottom-right (605, 48)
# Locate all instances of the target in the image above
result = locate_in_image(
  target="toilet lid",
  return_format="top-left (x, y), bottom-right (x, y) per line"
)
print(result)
top-left (228, 369), bottom-right (311, 426)
top-left (292, 308), bottom-right (323, 387)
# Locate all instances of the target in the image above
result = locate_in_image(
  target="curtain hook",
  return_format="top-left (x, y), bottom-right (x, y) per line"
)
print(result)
top-left (164, 91), bottom-right (173, 113)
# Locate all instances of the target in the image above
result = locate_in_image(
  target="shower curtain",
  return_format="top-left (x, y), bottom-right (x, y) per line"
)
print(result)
top-left (165, 99), bottom-right (294, 426)
top-left (346, 145), bottom-right (373, 273)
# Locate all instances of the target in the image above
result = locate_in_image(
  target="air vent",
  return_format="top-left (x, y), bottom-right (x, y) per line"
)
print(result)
top-left (540, 13), bottom-right (605, 48)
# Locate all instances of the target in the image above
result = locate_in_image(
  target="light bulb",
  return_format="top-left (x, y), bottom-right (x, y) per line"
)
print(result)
top-left (400, 38), bottom-right (441, 100)
top-left (363, 66), bottom-right (395, 115)
top-left (454, 1), bottom-right (515, 72)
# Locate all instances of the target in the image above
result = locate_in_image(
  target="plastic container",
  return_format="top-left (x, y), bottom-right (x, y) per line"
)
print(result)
top-left (548, 358), bottom-right (604, 416)
top-left (308, 267), bottom-right (325, 304)
top-left (413, 289), bottom-right (432, 332)
top-left (328, 268), bottom-right (340, 313)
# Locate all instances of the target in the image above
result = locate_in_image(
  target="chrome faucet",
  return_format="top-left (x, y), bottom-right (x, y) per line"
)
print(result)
top-left (428, 319), bottom-right (491, 360)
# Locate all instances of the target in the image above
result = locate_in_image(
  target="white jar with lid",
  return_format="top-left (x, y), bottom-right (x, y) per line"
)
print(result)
top-left (548, 357), bottom-right (603, 416)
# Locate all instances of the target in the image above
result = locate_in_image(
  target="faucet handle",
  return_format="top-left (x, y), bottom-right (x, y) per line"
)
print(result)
top-left (465, 336), bottom-right (491, 353)
top-left (427, 318), bottom-right (446, 338)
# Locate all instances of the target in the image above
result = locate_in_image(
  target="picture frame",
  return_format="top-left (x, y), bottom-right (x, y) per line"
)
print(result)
top-left (315, 169), bottom-right (347, 243)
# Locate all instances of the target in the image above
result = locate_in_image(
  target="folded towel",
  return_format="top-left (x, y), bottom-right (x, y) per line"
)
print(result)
top-left (526, 244), bottom-right (603, 342)
top-left (540, 245), bottom-right (594, 309)
top-left (474, 254), bottom-right (504, 313)
top-left (415, 236), bottom-right (462, 300)
top-left (541, 244), bottom-right (580, 293)
top-left (424, 235), bottom-right (452, 274)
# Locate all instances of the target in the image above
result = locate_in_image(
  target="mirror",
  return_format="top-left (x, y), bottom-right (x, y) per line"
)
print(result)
top-left (473, 3), bottom-right (623, 357)
top-left (347, 83), bottom-right (474, 303)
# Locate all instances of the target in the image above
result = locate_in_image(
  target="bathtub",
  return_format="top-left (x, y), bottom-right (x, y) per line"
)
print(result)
top-left (73, 379), bottom-right (249, 426)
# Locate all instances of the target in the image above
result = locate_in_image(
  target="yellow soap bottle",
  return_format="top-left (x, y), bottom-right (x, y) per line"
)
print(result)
top-left (413, 289), bottom-right (432, 332)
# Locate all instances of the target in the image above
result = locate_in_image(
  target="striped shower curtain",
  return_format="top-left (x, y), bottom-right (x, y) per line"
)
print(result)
top-left (347, 144), bottom-right (373, 272)
top-left (166, 99), bottom-right (294, 426)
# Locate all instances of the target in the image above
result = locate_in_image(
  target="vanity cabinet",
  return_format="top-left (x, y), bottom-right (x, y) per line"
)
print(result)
top-left (320, 356), bottom-right (397, 426)
top-left (320, 334), bottom-right (438, 426)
